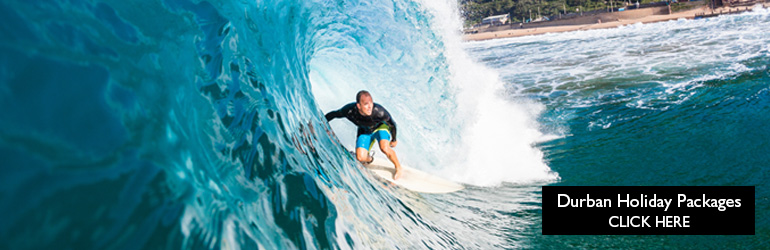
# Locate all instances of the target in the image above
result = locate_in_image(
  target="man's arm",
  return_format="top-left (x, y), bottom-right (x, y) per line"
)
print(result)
top-left (324, 109), bottom-right (342, 122)
top-left (388, 117), bottom-right (398, 148)
top-left (324, 103), bottom-right (354, 122)
top-left (383, 109), bottom-right (397, 142)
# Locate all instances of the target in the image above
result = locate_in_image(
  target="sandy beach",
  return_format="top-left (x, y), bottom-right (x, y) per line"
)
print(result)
top-left (464, 3), bottom-right (769, 41)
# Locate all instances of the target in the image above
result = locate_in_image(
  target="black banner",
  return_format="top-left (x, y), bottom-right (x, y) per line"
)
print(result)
top-left (542, 186), bottom-right (754, 235)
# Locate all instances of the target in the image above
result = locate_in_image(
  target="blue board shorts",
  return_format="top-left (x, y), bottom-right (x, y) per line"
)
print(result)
top-left (356, 124), bottom-right (391, 151)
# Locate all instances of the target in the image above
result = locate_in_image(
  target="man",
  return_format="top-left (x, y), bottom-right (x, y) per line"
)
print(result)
top-left (325, 90), bottom-right (403, 180)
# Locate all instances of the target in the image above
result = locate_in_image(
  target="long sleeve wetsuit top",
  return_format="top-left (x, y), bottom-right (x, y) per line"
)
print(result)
top-left (325, 102), bottom-right (398, 142)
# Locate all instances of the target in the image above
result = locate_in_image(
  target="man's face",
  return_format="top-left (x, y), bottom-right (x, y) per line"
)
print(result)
top-left (356, 95), bottom-right (373, 116)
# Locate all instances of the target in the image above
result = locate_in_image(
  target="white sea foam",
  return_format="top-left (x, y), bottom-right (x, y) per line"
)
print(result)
top-left (464, 5), bottom-right (770, 113)
top-left (418, 0), bottom-right (560, 186)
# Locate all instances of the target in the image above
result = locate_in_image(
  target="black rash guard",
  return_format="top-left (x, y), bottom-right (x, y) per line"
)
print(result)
top-left (325, 102), bottom-right (397, 142)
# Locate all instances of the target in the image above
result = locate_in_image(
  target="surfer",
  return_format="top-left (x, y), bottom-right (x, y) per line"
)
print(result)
top-left (325, 90), bottom-right (403, 180)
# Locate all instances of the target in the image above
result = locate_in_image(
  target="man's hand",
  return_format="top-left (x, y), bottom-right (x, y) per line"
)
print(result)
top-left (390, 140), bottom-right (397, 148)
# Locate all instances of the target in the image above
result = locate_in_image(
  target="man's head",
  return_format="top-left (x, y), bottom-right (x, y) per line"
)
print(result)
top-left (356, 90), bottom-right (373, 116)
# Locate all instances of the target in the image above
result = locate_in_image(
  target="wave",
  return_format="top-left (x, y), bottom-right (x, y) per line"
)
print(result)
top-left (0, 0), bottom-right (557, 248)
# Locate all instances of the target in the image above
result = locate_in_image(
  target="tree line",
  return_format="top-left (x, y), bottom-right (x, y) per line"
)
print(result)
top-left (460, 0), bottom-right (660, 26)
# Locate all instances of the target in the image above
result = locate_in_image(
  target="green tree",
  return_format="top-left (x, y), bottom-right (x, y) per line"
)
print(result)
top-left (461, 0), bottom-right (618, 26)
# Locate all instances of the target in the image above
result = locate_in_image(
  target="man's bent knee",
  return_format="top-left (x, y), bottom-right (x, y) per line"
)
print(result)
top-left (355, 148), bottom-right (366, 160)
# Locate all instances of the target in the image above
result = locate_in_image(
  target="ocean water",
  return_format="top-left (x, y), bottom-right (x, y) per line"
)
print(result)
top-left (0, 0), bottom-right (766, 249)
top-left (464, 8), bottom-right (770, 248)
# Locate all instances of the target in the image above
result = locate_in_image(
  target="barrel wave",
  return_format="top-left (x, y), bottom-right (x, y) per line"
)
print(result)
top-left (6, 0), bottom-right (766, 248)
top-left (0, 0), bottom-right (555, 249)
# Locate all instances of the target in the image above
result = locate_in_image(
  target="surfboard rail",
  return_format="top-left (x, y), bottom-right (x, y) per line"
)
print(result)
top-left (363, 157), bottom-right (464, 194)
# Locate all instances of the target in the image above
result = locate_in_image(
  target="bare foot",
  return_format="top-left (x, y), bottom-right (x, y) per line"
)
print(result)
top-left (393, 169), bottom-right (403, 180)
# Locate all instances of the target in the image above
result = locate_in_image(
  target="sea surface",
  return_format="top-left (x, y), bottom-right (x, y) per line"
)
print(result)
top-left (0, 0), bottom-right (767, 248)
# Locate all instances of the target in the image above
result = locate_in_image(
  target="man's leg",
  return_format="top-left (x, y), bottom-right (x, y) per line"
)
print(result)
top-left (379, 139), bottom-right (402, 180)
top-left (356, 147), bottom-right (372, 163)
top-left (355, 133), bottom-right (374, 164)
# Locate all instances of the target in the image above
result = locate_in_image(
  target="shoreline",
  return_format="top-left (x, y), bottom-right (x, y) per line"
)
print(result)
top-left (463, 3), bottom-right (769, 41)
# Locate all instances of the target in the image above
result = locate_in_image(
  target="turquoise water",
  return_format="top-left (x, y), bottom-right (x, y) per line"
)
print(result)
top-left (465, 9), bottom-right (770, 247)
top-left (0, 0), bottom-right (767, 249)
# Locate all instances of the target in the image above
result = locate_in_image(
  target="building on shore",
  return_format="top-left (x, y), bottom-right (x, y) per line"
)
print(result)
top-left (724, 0), bottom-right (762, 6)
top-left (482, 14), bottom-right (510, 26)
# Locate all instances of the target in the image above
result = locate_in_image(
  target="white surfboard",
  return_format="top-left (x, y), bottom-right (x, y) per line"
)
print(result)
top-left (363, 157), bottom-right (464, 194)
